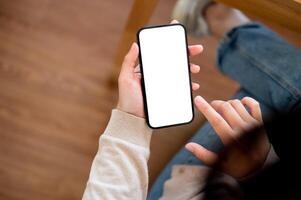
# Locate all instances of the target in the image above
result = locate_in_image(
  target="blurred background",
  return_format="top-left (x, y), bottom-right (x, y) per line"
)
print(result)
top-left (0, 0), bottom-right (300, 199)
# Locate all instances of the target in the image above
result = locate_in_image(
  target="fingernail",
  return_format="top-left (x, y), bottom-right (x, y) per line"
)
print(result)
top-left (194, 44), bottom-right (203, 50)
top-left (194, 96), bottom-right (204, 103)
top-left (185, 143), bottom-right (194, 152)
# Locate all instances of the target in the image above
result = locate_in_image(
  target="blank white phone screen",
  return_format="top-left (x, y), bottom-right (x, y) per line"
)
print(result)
top-left (138, 24), bottom-right (193, 128)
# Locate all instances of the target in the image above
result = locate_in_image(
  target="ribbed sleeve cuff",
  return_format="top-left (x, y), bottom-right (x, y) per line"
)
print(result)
top-left (103, 109), bottom-right (153, 148)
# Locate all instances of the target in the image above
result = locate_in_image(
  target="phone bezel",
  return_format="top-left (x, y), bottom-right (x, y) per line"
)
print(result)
top-left (137, 23), bottom-right (194, 129)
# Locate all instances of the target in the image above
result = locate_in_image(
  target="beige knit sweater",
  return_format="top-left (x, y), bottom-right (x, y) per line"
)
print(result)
top-left (82, 109), bottom-right (152, 200)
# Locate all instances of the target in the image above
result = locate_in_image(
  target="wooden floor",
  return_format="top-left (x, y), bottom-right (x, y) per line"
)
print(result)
top-left (0, 0), bottom-right (300, 199)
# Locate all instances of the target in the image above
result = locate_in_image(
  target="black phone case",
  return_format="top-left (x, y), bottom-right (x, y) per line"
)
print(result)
top-left (137, 23), bottom-right (194, 129)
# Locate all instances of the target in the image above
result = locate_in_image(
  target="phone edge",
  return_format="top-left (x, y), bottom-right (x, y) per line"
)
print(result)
top-left (136, 23), bottom-right (195, 129)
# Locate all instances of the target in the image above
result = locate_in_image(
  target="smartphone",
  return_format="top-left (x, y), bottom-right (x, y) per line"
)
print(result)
top-left (137, 24), bottom-right (194, 129)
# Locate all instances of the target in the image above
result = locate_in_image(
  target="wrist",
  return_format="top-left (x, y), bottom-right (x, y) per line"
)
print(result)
top-left (105, 109), bottom-right (152, 147)
top-left (116, 102), bottom-right (145, 118)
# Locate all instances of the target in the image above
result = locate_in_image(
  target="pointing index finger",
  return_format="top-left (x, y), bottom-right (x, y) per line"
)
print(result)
top-left (194, 96), bottom-right (234, 145)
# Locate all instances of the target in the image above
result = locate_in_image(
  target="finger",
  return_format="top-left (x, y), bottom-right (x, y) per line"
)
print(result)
top-left (133, 65), bottom-right (141, 79)
top-left (185, 142), bottom-right (218, 166)
top-left (229, 99), bottom-right (257, 123)
top-left (241, 97), bottom-right (263, 123)
top-left (192, 82), bottom-right (200, 91)
top-left (121, 43), bottom-right (139, 74)
top-left (170, 19), bottom-right (179, 24)
top-left (134, 73), bottom-right (141, 79)
top-left (188, 45), bottom-right (203, 56)
top-left (211, 100), bottom-right (247, 131)
top-left (134, 65), bottom-right (140, 73)
top-left (194, 96), bottom-right (234, 145)
top-left (190, 63), bottom-right (200, 73)
top-left (210, 100), bottom-right (224, 109)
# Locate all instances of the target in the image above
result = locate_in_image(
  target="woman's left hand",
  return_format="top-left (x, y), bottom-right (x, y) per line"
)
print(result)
top-left (117, 42), bottom-right (203, 118)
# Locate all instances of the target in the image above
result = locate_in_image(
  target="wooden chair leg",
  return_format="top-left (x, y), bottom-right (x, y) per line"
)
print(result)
top-left (109, 0), bottom-right (159, 88)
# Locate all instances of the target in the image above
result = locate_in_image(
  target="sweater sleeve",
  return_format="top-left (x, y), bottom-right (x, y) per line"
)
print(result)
top-left (82, 109), bottom-right (153, 200)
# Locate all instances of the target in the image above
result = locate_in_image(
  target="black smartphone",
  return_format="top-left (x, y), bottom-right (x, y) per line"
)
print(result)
top-left (137, 24), bottom-right (194, 129)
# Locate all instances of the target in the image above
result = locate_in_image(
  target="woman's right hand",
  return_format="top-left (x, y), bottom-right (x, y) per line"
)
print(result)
top-left (186, 96), bottom-right (271, 179)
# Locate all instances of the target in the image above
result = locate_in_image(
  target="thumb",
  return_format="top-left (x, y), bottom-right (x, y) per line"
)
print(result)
top-left (185, 142), bottom-right (219, 166)
top-left (121, 42), bottom-right (139, 74)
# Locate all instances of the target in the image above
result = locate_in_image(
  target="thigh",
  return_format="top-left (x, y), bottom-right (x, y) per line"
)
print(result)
top-left (217, 23), bottom-right (301, 112)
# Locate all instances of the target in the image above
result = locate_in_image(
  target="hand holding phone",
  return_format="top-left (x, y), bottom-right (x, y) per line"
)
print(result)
top-left (138, 23), bottom-right (200, 128)
top-left (117, 23), bottom-right (202, 127)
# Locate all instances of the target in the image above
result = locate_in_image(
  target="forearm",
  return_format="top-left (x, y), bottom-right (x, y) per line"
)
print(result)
top-left (83, 109), bottom-right (152, 200)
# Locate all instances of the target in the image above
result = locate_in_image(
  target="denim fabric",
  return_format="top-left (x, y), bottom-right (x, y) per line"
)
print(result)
top-left (148, 23), bottom-right (301, 200)
top-left (217, 23), bottom-right (301, 112)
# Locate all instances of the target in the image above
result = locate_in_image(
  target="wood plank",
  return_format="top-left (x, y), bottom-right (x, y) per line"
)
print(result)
top-left (217, 0), bottom-right (301, 34)
top-left (0, 0), bottom-right (132, 199)
top-left (110, 0), bottom-right (160, 87)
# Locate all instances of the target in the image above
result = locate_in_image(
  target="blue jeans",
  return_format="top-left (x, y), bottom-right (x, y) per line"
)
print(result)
top-left (147, 23), bottom-right (301, 200)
